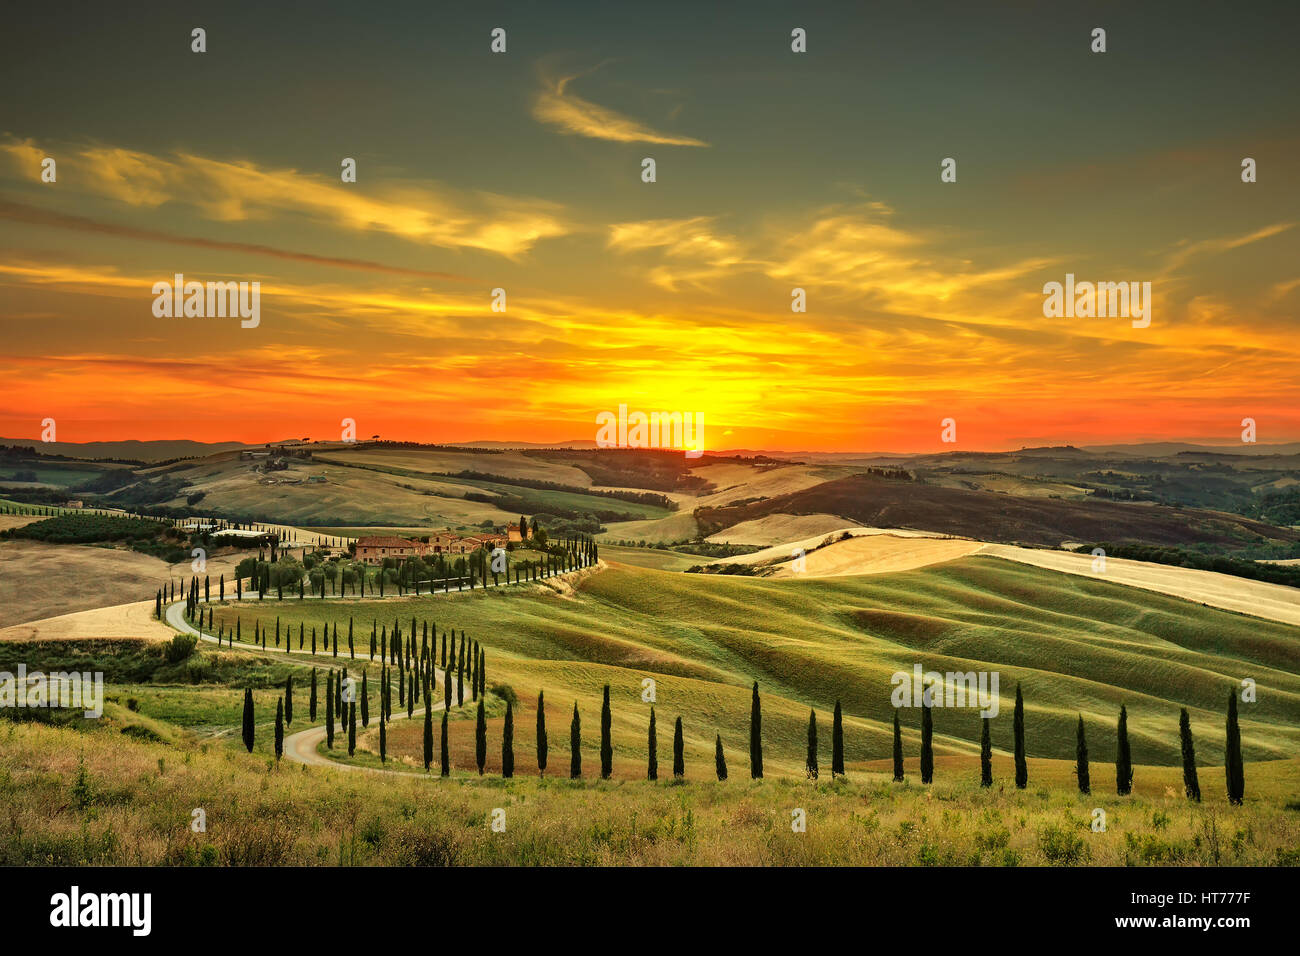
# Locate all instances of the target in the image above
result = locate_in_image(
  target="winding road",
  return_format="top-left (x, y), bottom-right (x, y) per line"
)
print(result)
top-left (167, 595), bottom-right (462, 773)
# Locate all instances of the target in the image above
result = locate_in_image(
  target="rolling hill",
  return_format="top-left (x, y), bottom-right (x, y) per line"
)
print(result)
top-left (694, 473), bottom-right (1300, 550)
top-left (201, 556), bottom-right (1300, 776)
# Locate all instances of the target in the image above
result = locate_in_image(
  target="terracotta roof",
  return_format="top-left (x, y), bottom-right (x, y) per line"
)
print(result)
top-left (356, 536), bottom-right (416, 549)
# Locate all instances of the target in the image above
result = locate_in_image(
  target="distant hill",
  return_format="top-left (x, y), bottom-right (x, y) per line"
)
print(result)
top-left (694, 473), bottom-right (1300, 549)
top-left (0, 438), bottom-right (260, 462)
top-left (10, 436), bottom-right (1300, 463)
top-left (1081, 442), bottom-right (1300, 458)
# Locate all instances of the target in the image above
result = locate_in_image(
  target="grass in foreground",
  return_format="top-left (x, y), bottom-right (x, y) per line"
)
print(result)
top-left (3, 718), bottom-right (1298, 866)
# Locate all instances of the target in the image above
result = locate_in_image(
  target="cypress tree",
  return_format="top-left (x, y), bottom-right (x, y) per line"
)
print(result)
top-left (920, 699), bottom-right (934, 784)
top-left (806, 708), bottom-right (819, 779)
top-left (380, 713), bottom-right (387, 763)
top-left (360, 672), bottom-right (369, 727)
top-left (1179, 707), bottom-right (1201, 802)
top-left (325, 671), bottom-right (335, 749)
top-left (569, 702), bottom-right (581, 779)
top-left (673, 716), bottom-right (684, 778)
top-left (1116, 704), bottom-right (1133, 796)
top-left (537, 691), bottom-right (548, 775)
top-left (1225, 692), bottom-right (1244, 805)
top-left (309, 669), bottom-right (317, 720)
top-left (407, 672), bottom-right (414, 719)
top-left (348, 618), bottom-right (354, 659)
top-left (423, 698), bottom-right (433, 771)
top-left (274, 698), bottom-right (283, 760)
top-left (440, 711), bottom-right (450, 777)
top-left (831, 700), bottom-right (845, 779)
top-left (892, 711), bottom-right (904, 781)
top-left (285, 675), bottom-right (293, 725)
top-left (443, 657), bottom-right (452, 711)
top-left (348, 702), bottom-right (356, 756)
top-left (749, 681), bottom-right (763, 779)
top-left (1076, 715), bottom-right (1090, 794)
top-left (980, 716), bottom-right (992, 787)
top-left (242, 688), bottom-right (254, 753)
top-left (475, 699), bottom-right (487, 775)
top-left (456, 651), bottom-right (464, 707)
top-left (1013, 683), bottom-right (1027, 789)
top-left (502, 698), bottom-right (514, 778)
top-left (715, 733), bottom-right (727, 781)
top-left (478, 648), bottom-right (485, 699)
top-left (647, 707), bottom-right (658, 780)
top-left (600, 684), bottom-right (613, 779)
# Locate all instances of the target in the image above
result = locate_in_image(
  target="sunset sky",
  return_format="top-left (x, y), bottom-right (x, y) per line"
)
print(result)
top-left (2, 0), bottom-right (1298, 452)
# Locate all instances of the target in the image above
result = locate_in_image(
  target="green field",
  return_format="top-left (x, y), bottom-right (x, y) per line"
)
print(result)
top-left (192, 556), bottom-right (1300, 773)
top-left (4, 552), bottom-right (1298, 866)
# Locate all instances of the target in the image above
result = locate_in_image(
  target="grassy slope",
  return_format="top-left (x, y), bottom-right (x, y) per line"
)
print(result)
top-left (2, 716), bottom-right (1296, 865)
top-left (6, 552), bottom-right (1299, 867)
top-left (695, 474), bottom-right (1300, 549)
top-left (200, 557), bottom-right (1300, 772)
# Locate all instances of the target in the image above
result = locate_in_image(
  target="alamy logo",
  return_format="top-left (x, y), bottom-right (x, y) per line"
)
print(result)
top-left (1042, 273), bottom-right (1151, 328)
top-left (0, 665), bottom-right (103, 718)
top-left (151, 273), bottom-right (260, 328)
top-left (890, 664), bottom-right (1000, 718)
top-left (49, 886), bottom-right (151, 936)
top-left (595, 403), bottom-right (703, 457)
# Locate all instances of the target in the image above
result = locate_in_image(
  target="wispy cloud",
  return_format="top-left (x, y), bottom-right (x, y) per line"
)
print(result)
top-left (0, 200), bottom-right (473, 281)
top-left (0, 138), bottom-right (570, 257)
top-left (533, 71), bottom-right (708, 146)
top-left (1159, 222), bottom-right (1294, 277)
top-left (607, 216), bottom-right (744, 289)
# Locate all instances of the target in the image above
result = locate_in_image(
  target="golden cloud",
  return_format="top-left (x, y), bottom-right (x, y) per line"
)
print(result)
top-left (0, 139), bottom-right (570, 258)
top-left (533, 72), bottom-right (708, 146)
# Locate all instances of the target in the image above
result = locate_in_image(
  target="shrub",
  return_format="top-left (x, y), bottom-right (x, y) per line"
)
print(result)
top-left (1038, 823), bottom-right (1089, 865)
top-left (165, 634), bottom-right (198, 664)
top-left (71, 755), bottom-right (94, 810)
top-left (120, 725), bottom-right (163, 742)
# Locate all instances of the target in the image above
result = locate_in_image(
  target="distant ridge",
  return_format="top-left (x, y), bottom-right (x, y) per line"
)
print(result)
top-left (4, 436), bottom-right (1299, 462)
top-left (0, 438), bottom-right (260, 462)
top-left (1080, 442), bottom-right (1300, 457)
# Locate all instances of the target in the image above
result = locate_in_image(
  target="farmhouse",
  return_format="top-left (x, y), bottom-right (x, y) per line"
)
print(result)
top-left (354, 529), bottom-right (513, 564)
top-left (355, 536), bottom-right (422, 565)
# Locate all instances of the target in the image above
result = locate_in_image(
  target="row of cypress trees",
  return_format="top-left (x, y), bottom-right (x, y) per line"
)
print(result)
top-left (893, 683), bottom-right (1246, 804)
top-left (242, 672), bottom-right (1249, 804)
top-left (168, 529), bottom-right (596, 616)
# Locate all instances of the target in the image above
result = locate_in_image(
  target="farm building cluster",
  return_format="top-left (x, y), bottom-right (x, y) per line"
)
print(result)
top-left (353, 525), bottom-right (527, 565)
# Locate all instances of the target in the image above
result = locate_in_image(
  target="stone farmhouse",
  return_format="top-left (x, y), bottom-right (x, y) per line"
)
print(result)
top-left (354, 529), bottom-right (511, 565)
